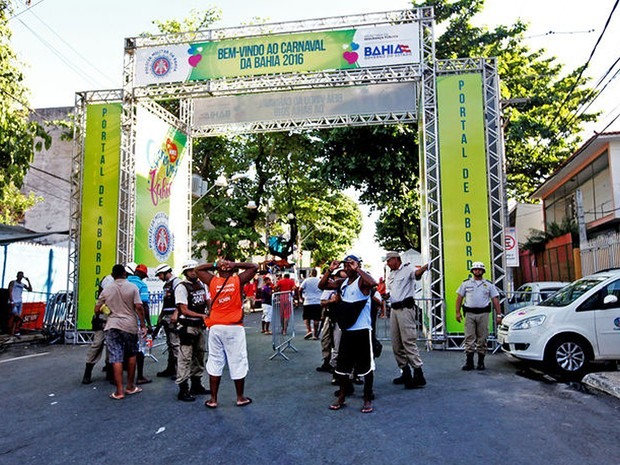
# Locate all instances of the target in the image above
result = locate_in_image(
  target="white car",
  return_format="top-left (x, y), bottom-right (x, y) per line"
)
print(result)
top-left (498, 270), bottom-right (620, 377)
top-left (507, 281), bottom-right (569, 313)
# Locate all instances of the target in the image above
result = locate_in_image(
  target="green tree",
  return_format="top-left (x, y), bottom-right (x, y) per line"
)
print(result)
top-left (320, 0), bottom-right (596, 249)
top-left (0, 1), bottom-right (50, 223)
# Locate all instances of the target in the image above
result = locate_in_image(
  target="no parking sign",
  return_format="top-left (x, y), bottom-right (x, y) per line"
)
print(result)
top-left (505, 227), bottom-right (519, 267)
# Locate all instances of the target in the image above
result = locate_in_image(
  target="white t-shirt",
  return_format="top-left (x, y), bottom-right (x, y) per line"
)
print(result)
top-left (300, 277), bottom-right (323, 305)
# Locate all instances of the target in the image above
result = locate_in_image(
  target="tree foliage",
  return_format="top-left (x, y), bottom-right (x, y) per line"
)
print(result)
top-left (0, 2), bottom-right (50, 222)
top-left (320, 0), bottom-right (597, 250)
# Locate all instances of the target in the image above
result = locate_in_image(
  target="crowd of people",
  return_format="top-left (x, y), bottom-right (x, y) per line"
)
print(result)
top-left (83, 254), bottom-right (502, 413)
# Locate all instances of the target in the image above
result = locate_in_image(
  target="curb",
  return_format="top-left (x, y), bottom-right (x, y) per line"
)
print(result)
top-left (582, 371), bottom-right (620, 400)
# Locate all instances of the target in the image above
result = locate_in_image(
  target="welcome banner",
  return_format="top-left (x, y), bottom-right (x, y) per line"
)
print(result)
top-left (437, 73), bottom-right (492, 333)
top-left (77, 103), bottom-right (121, 330)
top-left (134, 24), bottom-right (419, 86)
top-left (134, 106), bottom-right (190, 271)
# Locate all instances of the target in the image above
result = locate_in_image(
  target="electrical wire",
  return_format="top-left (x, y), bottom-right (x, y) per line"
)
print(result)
top-left (16, 18), bottom-right (101, 87)
top-left (549, 0), bottom-right (620, 132)
top-left (23, 8), bottom-right (116, 87)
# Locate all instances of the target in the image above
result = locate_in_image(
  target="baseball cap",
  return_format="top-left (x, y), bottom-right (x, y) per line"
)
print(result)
top-left (135, 264), bottom-right (148, 274)
top-left (343, 254), bottom-right (362, 263)
top-left (384, 251), bottom-right (401, 261)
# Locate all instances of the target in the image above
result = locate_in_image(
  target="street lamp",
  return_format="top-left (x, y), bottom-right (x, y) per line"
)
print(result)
top-left (192, 174), bottom-right (228, 207)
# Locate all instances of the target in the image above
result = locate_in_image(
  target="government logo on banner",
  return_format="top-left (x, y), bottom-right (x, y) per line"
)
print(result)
top-left (148, 212), bottom-right (174, 261)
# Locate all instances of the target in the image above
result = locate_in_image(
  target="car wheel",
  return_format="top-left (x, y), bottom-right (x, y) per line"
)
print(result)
top-left (545, 336), bottom-right (591, 378)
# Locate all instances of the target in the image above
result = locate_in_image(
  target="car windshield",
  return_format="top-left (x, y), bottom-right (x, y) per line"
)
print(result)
top-left (539, 277), bottom-right (608, 307)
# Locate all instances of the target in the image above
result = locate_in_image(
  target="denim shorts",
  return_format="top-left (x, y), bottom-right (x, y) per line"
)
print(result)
top-left (105, 328), bottom-right (139, 363)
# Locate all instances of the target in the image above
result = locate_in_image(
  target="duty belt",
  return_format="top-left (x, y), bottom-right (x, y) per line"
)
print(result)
top-left (462, 305), bottom-right (491, 314)
top-left (161, 308), bottom-right (176, 315)
top-left (391, 296), bottom-right (415, 310)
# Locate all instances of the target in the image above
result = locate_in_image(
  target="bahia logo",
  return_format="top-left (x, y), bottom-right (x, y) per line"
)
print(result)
top-left (614, 317), bottom-right (620, 329)
top-left (364, 43), bottom-right (412, 59)
top-left (145, 50), bottom-right (179, 78)
top-left (148, 212), bottom-right (174, 261)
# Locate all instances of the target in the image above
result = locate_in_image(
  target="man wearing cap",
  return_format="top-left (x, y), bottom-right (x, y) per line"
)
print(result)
top-left (154, 263), bottom-right (181, 378)
top-left (319, 255), bottom-right (377, 413)
top-left (175, 259), bottom-right (211, 402)
top-left (455, 261), bottom-right (502, 370)
top-left (385, 251), bottom-right (429, 389)
top-left (126, 263), bottom-right (153, 385)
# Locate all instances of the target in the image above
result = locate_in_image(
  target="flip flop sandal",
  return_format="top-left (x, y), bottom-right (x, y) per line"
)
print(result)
top-left (236, 397), bottom-right (253, 407)
top-left (205, 400), bottom-right (218, 409)
top-left (361, 405), bottom-right (374, 414)
top-left (329, 402), bottom-right (345, 410)
top-left (109, 392), bottom-right (124, 400)
top-left (125, 386), bottom-right (143, 395)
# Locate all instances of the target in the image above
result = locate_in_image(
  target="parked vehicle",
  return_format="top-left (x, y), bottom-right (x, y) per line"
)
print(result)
top-left (497, 270), bottom-right (620, 377)
top-left (507, 281), bottom-right (569, 313)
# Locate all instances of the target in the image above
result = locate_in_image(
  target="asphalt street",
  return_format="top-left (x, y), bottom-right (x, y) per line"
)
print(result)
top-left (1, 310), bottom-right (619, 465)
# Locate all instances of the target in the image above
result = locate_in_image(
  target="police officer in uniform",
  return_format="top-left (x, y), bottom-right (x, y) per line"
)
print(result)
top-left (455, 261), bottom-right (503, 370)
top-left (175, 259), bottom-right (211, 401)
top-left (155, 263), bottom-right (181, 378)
top-left (385, 252), bottom-right (429, 389)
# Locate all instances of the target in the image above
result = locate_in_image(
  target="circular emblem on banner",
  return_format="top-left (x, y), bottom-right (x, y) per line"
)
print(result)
top-left (614, 317), bottom-right (620, 329)
top-left (148, 212), bottom-right (174, 261)
top-left (144, 49), bottom-right (178, 79)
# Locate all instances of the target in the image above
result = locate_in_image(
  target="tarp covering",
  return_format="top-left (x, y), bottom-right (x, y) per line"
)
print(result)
top-left (0, 224), bottom-right (68, 246)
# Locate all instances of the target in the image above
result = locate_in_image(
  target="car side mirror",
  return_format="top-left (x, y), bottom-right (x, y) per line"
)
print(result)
top-left (603, 294), bottom-right (618, 305)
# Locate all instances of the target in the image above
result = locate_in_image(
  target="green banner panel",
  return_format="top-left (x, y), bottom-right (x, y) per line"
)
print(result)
top-left (189, 30), bottom-right (356, 80)
top-left (134, 107), bottom-right (190, 270)
top-left (77, 103), bottom-right (122, 330)
top-left (437, 73), bottom-right (492, 333)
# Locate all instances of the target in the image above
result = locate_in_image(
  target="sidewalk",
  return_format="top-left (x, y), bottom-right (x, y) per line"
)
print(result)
top-left (0, 331), bottom-right (46, 346)
top-left (583, 370), bottom-right (620, 399)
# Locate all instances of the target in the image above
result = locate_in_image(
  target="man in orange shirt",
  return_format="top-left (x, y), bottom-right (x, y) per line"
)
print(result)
top-left (195, 258), bottom-right (258, 409)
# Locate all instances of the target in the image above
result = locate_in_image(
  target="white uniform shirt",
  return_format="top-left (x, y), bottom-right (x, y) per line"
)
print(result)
top-left (456, 278), bottom-right (499, 308)
top-left (386, 263), bottom-right (417, 304)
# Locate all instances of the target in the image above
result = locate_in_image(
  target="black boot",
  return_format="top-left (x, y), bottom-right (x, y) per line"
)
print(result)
top-left (316, 359), bottom-right (332, 373)
top-left (82, 363), bottom-right (94, 385)
top-left (406, 367), bottom-right (427, 389)
top-left (177, 381), bottom-right (196, 402)
top-left (462, 353), bottom-right (475, 371)
top-left (393, 366), bottom-right (412, 385)
top-left (476, 353), bottom-right (486, 370)
top-left (190, 376), bottom-right (210, 395)
top-left (157, 356), bottom-right (176, 378)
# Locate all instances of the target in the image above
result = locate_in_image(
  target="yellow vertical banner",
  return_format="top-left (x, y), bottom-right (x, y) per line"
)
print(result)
top-left (77, 103), bottom-right (121, 330)
top-left (437, 73), bottom-right (491, 333)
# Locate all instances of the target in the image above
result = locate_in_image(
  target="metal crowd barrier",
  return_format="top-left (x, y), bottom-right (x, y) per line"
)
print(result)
top-left (374, 297), bottom-right (446, 351)
top-left (270, 291), bottom-right (298, 360)
top-left (43, 291), bottom-right (73, 343)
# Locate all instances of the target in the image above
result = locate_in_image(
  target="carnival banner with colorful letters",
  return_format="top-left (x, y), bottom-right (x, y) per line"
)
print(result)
top-left (134, 24), bottom-right (420, 86)
top-left (133, 106), bottom-right (190, 270)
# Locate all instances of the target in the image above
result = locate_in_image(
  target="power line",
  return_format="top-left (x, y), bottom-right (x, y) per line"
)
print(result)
top-left (23, 8), bottom-right (116, 87)
top-left (16, 18), bottom-right (101, 87)
top-left (8, 0), bottom-right (47, 21)
top-left (28, 165), bottom-right (70, 184)
top-left (550, 0), bottom-right (620, 132)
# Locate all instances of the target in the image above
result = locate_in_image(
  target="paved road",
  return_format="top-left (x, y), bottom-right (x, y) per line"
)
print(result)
top-left (1, 311), bottom-right (619, 465)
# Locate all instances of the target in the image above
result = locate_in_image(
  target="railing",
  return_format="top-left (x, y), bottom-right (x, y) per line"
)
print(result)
top-left (581, 232), bottom-right (620, 275)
